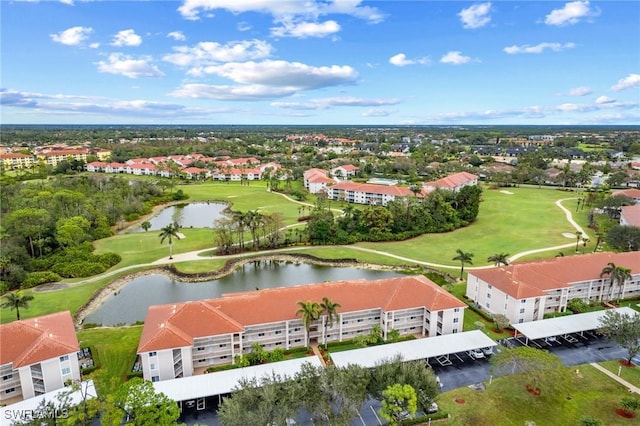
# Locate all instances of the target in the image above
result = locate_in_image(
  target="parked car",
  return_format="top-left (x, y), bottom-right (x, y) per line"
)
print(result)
top-left (468, 348), bottom-right (485, 359)
top-left (436, 375), bottom-right (443, 388)
top-left (426, 401), bottom-right (439, 414)
top-left (482, 346), bottom-right (494, 356)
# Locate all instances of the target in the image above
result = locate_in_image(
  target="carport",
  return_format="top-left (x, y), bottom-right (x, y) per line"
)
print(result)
top-left (152, 356), bottom-right (323, 412)
top-left (512, 307), bottom-right (638, 346)
top-left (330, 330), bottom-right (497, 368)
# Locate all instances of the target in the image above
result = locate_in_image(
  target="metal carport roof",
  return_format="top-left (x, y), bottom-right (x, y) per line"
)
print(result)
top-left (152, 356), bottom-right (322, 402)
top-left (330, 330), bottom-right (497, 368)
top-left (512, 307), bottom-right (638, 341)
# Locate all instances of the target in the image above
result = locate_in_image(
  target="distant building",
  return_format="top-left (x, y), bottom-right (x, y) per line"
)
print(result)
top-left (331, 164), bottom-right (359, 179)
top-left (137, 276), bottom-right (465, 382)
top-left (327, 181), bottom-right (419, 206)
top-left (466, 252), bottom-right (640, 324)
top-left (620, 205), bottom-right (640, 227)
top-left (303, 168), bottom-right (335, 194)
top-left (0, 153), bottom-right (35, 170)
top-left (423, 172), bottom-right (479, 192)
top-left (0, 312), bottom-right (81, 403)
top-left (613, 188), bottom-right (640, 205)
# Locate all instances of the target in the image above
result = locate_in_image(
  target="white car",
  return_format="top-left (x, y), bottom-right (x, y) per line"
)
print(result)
top-left (468, 348), bottom-right (485, 359)
top-left (482, 346), bottom-right (494, 356)
top-left (435, 375), bottom-right (443, 388)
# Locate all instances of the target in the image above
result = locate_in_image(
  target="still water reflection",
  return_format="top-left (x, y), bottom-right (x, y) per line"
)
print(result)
top-left (134, 203), bottom-right (227, 231)
top-left (84, 263), bottom-right (404, 325)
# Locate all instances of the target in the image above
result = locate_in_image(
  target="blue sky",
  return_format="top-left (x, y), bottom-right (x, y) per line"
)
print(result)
top-left (1, 0), bottom-right (639, 125)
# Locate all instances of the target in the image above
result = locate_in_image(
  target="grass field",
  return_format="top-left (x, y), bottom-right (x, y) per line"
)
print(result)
top-left (438, 363), bottom-right (639, 425)
top-left (77, 326), bottom-right (143, 394)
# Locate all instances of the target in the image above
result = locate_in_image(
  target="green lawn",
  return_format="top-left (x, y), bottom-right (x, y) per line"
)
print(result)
top-left (438, 363), bottom-right (639, 425)
top-left (357, 186), bottom-right (589, 268)
top-left (77, 326), bottom-right (143, 395)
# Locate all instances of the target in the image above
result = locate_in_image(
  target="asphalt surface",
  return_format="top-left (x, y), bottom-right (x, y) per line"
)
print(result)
top-left (178, 333), bottom-right (631, 426)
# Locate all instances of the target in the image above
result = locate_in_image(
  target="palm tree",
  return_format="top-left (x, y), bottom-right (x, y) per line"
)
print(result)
top-left (1, 291), bottom-right (34, 321)
top-left (487, 253), bottom-right (510, 267)
top-left (600, 263), bottom-right (633, 302)
top-left (296, 301), bottom-right (321, 347)
top-left (159, 223), bottom-right (180, 260)
top-left (320, 297), bottom-right (341, 329)
top-left (575, 231), bottom-right (583, 252)
top-left (452, 249), bottom-right (474, 280)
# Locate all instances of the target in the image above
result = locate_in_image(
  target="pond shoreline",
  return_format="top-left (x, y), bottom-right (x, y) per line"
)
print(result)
top-left (72, 254), bottom-right (410, 328)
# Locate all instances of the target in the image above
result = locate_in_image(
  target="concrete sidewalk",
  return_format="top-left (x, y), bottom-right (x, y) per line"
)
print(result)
top-left (590, 362), bottom-right (640, 394)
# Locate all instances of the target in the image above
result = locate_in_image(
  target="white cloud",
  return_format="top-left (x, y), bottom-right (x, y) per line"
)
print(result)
top-left (177, 0), bottom-right (384, 23)
top-left (96, 53), bottom-right (164, 78)
top-left (1, 88), bottom-right (227, 119)
top-left (544, 1), bottom-right (599, 26)
top-left (362, 109), bottom-right (395, 117)
top-left (60, 0), bottom-right (74, 5)
top-left (89, 42), bottom-right (100, 49)
top-left (389, 53), bottom-right (429, 67)
top-left (111, 29), bottom-right (142, 47)
top-left (458, 2), bottom-right (492, 29)
top-left (595, 96), bottom-right (615, 104)
top-left (167, 31), bottom-right (186, 41)
top-left (611, 73), bottom-right (640, 91)
top-left (163, 40), bottom-right (273, 68)
top-left (237, 22), bottom-right (252, 32)
top-left (568, 86), bottom-right (592, 96)
top-left (194, 60), bottom-right (358, 89)
top-left (271, 20), bottom-right (340, 38)
top-left (271, 96), bottom-right (401, 110)
top-left (503, 42), bottom-right (575, 54)
top-left (50, 26), bottom-right (93, 46)
top-left (170, 83), bottom-right (299, 100)
top-left (440, 51), bottom-right (471, 65)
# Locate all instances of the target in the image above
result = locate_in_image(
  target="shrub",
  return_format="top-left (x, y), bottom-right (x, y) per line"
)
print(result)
top-left (96, 252), bottom-right (122, 268)
top-left (21, 271), bottom-right (62, 289)
top-left (81, 323), bottom-right (101, 329)
top-left (52, 261), bottom-right (106, 278)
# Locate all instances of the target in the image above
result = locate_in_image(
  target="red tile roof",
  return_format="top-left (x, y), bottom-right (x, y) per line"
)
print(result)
top-left (329, 181), bottom-right (415, 197)
top-left (614, 188), bottom-right (640, 199)
top-left (0, 312), bottom-right (79, 368)
top-left (469, 251), bottom-right (640, 299)
top-left (621, 205), bottom-right (640, 227)
top-left (138, 276), bottom-right (465, 352)
top-left (425, 172), bottom-right (478, 189)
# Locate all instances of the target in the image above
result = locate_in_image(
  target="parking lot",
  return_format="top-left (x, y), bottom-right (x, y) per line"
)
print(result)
top-left (180, 333), bottom-right (630, 425)
top-left (434, 332), bottom-right (628, 392)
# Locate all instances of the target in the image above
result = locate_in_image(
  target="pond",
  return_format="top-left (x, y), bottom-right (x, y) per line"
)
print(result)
top-left (134, 202), bottom-right (228, 231)
top-left (83, 263), bottom-right (405, 326)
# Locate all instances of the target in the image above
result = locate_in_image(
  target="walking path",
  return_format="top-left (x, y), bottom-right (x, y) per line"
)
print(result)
top-left (309, 342), bottom-right (327, 367)
top-left (589, 362), bottom-right (640, 394)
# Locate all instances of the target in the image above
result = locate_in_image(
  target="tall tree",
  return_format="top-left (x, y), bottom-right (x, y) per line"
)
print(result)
top-left (452, 248), bottom-right (474, 280)
top-left (320, 296), bottom-right (341, 329)
top-left (379, 384), bottom-right (418, 425)
top-left (487, 253), bottom-right (510, 267)
top-left (158, 223), bottom-right (180, 260)
top-left (296, 300), bottom-right (321, 347)
top-left (101, 378), bottom-right (180, 426)
top-left (599, 309), bottom-right (640, 365)
top-left (600, 262), bottom-right (633, 301)
top-left (1, 290), bottom-right (34, 321)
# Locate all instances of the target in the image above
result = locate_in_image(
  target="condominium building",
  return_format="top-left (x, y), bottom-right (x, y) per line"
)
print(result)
top-left (423, 172), bottom-right (479, 192)
top-left (137, 275), bottom-right (466, 382)
top-left (466, 251), bottom-right (640, 324)
top-left (0, 312), bottom-right (81, 403)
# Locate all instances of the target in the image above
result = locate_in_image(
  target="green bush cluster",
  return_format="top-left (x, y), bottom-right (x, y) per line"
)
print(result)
top-left (21, 271), bottom-right (62, 289)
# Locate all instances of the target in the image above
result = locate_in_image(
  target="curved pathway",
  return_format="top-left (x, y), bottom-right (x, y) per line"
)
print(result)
top-left (49, 196), bottom-right (587, 290)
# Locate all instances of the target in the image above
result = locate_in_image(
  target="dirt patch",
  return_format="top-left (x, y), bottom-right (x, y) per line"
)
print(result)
top-left (525, 385), bottom-right (541, 396)
top-left (454, 397), bottom-right (466, 404)
top-left (620, 359), bottom-right (636, 367)
top-left (615, 408), bottom-right (636, 419)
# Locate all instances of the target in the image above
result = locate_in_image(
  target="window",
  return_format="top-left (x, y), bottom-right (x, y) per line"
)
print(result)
top-left (149, 352), bottom-right (157, 357)
top-left (453, 318), bottom-right (459, 323)
top-left (520, 308), bottom-right (525, 314)
top-left (218, 344), bottom-right (226, 348)
top-left (486, 303), bottom-right (491, 308)
top-left (151, 376), bottom-right (159, 382)
top-left (150, 363), bottom-right (157, 371)
top-left (294, 339), bottom-right (301, 343)
top-left (410, 316), bottom-right (416, 320)
top-left (275, 330), bottom-right (282, 335)
top-left (488, 285), bottom-right (492, 289)
top-left (198, 347), bottom-right (205, 351)
top-left (3, 374), bottom-right (12, 381)
top-left (521, 299), bottom-right (526, 304)
top-left (518, 319), bottom-right (524, 323)
top-left (487, 293), bottom-right (491, 299)
top-left (357, 318), bottom-right (364, 323)
top-left (221, 355), bottom-right (228, 359)
top-left (454, 308), bottom-right (459, 313)
top-left (258, 333), bottom-right (265, 337)
top-left (61, 367), bottom-right (71, 375)
top-left (374, 316), bottom-right (380, 320)
top-left (59, 355), bottom-right (69, 362)
top-left (5, 388), bottom-right (15, 394)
